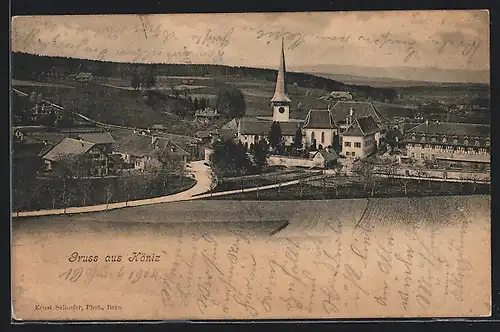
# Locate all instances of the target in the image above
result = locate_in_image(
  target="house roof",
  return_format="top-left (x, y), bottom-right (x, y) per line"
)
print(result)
top-left (303, 110), bottom-right (338, 129)
top-left (113, 134), bottom-right (160, 158)
top-left (406, 122), bottom-right (490, 137)
top-left (77, 132), bottom-right (115, 144)
top-left (113, 134), bottom-right (189, 158)
top-left (314, 149), bottom-right (339, 162)
top-left (342, 116), bottom-right (381, 137)
top-left (42, 138), bottom-right (95, 162)
top-left (330, 101), bottom-right (388, 129)
top-left (239, 118), bottom-right (300, 136)
top-left (222, 119), bottom-right (238, 131)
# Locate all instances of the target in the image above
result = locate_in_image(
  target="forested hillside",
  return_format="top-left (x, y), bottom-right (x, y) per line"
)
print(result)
top-left (11, 52), bottom-right (398, 102)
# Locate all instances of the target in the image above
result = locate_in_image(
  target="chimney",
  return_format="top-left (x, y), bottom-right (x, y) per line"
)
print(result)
top-left (44, 139), bottom-right (48, 145)
top-left (349, 108), bottom-right (354, 117)
top-left (425, 120), bottom-right (429, 125)
top-left (327, 104), bottom-right (331, 111)
top-left (151, 136), bottom-right (155, 144)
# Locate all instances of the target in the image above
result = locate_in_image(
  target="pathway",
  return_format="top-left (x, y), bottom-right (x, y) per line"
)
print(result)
top-left (12, 161), bottom-right (212, 218)
top-left (11, 165), bottom-right (325, 218)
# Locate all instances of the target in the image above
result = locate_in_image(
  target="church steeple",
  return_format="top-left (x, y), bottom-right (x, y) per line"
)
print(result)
top-left (271, 38), bottom-right (291, 104)
top-left (272, 38), bottom-right (291, 122)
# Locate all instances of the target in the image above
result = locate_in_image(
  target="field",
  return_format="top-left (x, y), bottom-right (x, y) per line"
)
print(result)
top-left (13, 78), bottom-right (200, 135)
top-left (205, 176), bottom-right (491, 201)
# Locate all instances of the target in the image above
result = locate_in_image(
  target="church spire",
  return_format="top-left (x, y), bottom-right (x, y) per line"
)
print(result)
top-left (271, 38), bottom-right (291, 103)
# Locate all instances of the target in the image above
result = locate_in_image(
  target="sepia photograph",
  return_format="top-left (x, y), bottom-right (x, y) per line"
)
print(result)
top-left (11, 10), bottom-right (491, 320)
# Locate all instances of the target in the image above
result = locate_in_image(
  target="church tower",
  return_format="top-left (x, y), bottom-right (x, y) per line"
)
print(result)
top-left (271, 38), bottom-right (291, 122)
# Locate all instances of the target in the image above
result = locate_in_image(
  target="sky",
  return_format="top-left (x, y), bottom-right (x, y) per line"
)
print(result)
top-left (11, 11), bottom-right (490, 73)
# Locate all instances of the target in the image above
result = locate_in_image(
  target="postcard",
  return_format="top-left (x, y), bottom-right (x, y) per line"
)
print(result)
top-left (11, 10), bottom-right (491, 321)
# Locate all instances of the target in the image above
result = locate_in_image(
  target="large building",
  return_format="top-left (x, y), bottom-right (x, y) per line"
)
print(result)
top-left (236, 39), bottom-right (387, 159)
top-left (400, 121), bottom-right (490, 171)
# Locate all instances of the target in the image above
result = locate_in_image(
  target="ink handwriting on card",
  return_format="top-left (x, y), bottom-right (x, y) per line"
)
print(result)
top-left (54, 217), bottom-right (478, 318)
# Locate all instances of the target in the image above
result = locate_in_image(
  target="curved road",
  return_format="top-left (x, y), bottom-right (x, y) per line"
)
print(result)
top-left (11, 162), bottom-right (323, 218)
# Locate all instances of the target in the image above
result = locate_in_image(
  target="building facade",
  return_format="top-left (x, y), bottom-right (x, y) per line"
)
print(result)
top-left (340, 116), bottom-right (381, 159)
top-left (400, 121), bottom-right (490, 171)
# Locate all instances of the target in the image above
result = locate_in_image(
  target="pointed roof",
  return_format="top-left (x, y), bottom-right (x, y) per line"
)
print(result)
top-left (271, 38), bottom-right (291, 104)
top-left (42, 138), bottom-right (95, 162)
top-left (303, 110), bottom-right (338, 129)
top-left (330, 101), bottom-right (389, 130)
top-left (342, 116), bottom-right (381, 137)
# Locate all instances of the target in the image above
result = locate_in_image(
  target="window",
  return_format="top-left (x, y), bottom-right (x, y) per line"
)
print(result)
top-left (311, 132), bottom-right (316, 141)
top-left (321, 132), bottom-right (325, 144)
top-left (351, 152), bottom-right (355, 157)
top-left (486, 139), bottom-right (490, 147)
top-left (411, 152), bottom-right (415, 158)
top-left (464, 139), bottom-right (469, 146)
top-left (475, 140), bottom-right (480, 146)
top-left (431, 154), bottom-right (435, 159)
top-left (453, 138), bottom-right (459, 144)
top-left (344, 141), bottom-right (351, 147)
top-left (346, 151), bottom-right (350, 156)
top-left (354, 142), bottom-right (361, 148)
top-left (431, 136), bottom-right (437, 143)
top-left (442, 136), bottom-right (447, 143)
top-left (420, 136), bottom-right (426, 142)
top-left (420, 153), bottom-right (425, 159)
top-left (278, 106), bottom-right (285, 114)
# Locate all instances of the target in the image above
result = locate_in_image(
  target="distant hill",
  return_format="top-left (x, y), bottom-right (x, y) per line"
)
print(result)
top-left (11, 52), bottom-right (399, 103)
top-left (288, 64), bottom-right (490, 85)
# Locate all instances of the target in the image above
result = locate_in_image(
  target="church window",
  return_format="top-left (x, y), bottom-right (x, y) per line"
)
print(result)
top-left (278, 107), bottom-right (285, 114)
top-left (321, 132), bottom-right (325, 144)
top-left (344, 141), bottom-right (351, 147)
top-left (354, 142), bottom-right (361, 148)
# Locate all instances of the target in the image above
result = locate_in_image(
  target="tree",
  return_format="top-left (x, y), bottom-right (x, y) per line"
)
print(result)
top-left (210, 138), bottom-right (252, 178)
top-left (252, 138), bottom-right (269, 171)
top-left (131, 74), bottom-right (141, 90)
top-left (145, 75), bottom-right (156, 89)
top-left (104, 183), bottom-right (114, 210)
top-left (293, 128), bottom-right (303, 150)
top-left (352, 160), bottom-right (376, 196)
top-left (215, 86), bottom-right (246, 118)
top-left (199, 98), bottom-right (207, 110)
top-left (156, 148), bottom-right (186, 178)
top-left (268, 122), bottom-right (283, 153)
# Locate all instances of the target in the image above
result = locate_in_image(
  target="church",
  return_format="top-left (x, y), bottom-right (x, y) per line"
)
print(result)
top-left (236, 39), bottom-right (387, 159)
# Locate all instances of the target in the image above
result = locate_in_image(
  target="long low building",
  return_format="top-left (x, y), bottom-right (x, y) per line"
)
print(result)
top-left (400, 121), bottom-right (490, 171)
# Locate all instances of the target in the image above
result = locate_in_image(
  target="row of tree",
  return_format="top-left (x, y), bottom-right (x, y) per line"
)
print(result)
top-left (11, 148), bottom-right (189, 212)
